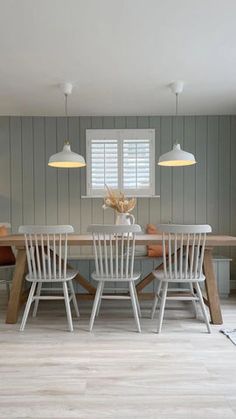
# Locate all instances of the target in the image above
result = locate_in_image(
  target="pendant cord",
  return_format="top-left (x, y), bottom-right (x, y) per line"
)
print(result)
top-left (173, 93), bottom-right (179, 147)
top-left (175, 93), bottom-right (179, 116)
top-left (65, 93), bottom-right (69, 144)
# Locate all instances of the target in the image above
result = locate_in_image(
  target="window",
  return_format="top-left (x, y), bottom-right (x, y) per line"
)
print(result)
top-left (86, 129), bottom-right (155, 197)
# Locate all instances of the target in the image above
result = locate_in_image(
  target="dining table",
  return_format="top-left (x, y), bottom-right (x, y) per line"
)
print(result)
top-left (1, 233), bottom-right (236, 325)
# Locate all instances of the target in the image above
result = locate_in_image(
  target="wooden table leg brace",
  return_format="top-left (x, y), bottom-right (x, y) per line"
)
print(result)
top-left (203, 248), bottom-right (223, 324)
top-left (6, 249), bottom-right (28, 324)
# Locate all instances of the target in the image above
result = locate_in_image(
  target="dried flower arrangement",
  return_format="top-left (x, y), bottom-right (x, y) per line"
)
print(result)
top-left (103, 185), bottom-right (136, 213)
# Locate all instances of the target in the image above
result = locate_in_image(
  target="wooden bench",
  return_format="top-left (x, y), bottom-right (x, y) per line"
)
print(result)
top-left (67, 254), bottom-right (232, 298)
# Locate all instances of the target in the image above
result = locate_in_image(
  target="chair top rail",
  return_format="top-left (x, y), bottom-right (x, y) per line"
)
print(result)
top-left (157, 224), bottom-right (212, 234)
top-left (87, 224), bottom-right (142, 234)
top-left (18, 225), bottom-right (74, 234)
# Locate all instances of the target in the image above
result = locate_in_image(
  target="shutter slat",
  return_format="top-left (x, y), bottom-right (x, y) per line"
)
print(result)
top-left (90, 139), bottom-right (118, 190)
top-left (123, 139), bottom-right (151, 190)
top-left (88, 133), bottom-right (153, 196)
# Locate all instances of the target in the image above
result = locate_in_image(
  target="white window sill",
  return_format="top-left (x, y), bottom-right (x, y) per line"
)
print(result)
top-left (81, 195), bottom-right (160, 199)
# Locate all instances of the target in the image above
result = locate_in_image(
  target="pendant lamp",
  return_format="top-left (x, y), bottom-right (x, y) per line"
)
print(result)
top-left (48, 83), bottom-right (86, 168)
top-left (158, 81), bottom-right (196, 167)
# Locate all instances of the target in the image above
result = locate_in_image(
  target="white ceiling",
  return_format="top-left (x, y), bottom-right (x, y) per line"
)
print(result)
top-left (0, 0), bottom-right (236, 116)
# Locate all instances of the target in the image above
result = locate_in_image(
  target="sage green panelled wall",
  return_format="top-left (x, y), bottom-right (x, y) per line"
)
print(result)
top-left (0, 115), bottom-right (236, 285)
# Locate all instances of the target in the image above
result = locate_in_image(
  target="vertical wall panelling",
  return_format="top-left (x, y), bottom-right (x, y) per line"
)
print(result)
top-left (230, 116), bottom-right (236, 283)
top-left (33, 117), bottom-right (46, 224)
top-left (219, 116), bottom-right (231, 235)
top-left (68, 117), bottom-right (81, 225)
top-left (91, 117), bottom-right (104, 225)
top-left (126, 117), bottom-right (138, 222)
top-left (10, 117), bottom-right (23, 231)
top-left (0, 117), bottom-right (10, 222)
top-left (172, 115), bottom-right (184, 223)
top-left (114, 116), bottom-right (126, 129)
top-left (68, 117), bottom-right (81, 257)
top-left (137, 117), bottom-right (150, 229)
top-left (207, 116), bottom-right (219, 232)
top-left (102, 117), bottom-right (115, 225)
top-left (218, 116), bottom-right (231, 258)
top-left (149, 116), bottom-right (161, 225)
top-left (80, 117), bottom-right (92, 256)
top-left (183, 116), bottom-right (196, 223)
top-left (0, 115), bottom-right (235, 287)
top-left (56, 117), bottom-right (69, 224)
top-left (45, 117), bottom-right (58, 225)
top-left (100, 117), bottom-right (116, 290)
top-left (113, 116), bottom-right (128, 291)
top-left (160, 117), bottom-right (172, 223)
top-left (196, 116), bottom-right (207, 223)
top-left (22, 117), bottom-right (34, 224)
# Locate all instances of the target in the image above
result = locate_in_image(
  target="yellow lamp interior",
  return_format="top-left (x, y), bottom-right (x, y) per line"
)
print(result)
top-left (48, 161), bottom-right (86, 168)
top-left (158, 160), bottom-right (196, 167)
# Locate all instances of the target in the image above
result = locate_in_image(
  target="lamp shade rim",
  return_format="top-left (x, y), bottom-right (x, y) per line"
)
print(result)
top-left (158, 143), bottom-right (196, 166)
top-left (48, 143), bottom-right (86, 168)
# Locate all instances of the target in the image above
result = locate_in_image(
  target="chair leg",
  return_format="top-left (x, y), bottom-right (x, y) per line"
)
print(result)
top-left (189, 282), bottom-right (198, 318)
top-left (156, 282), bottom-right (168, 333)
top-left (151, 280), bottom-right (162, 319)
top-left (195, 282), bottom-right (211, 333)
top-left (89, 281), bottom-right (103, 331)
top-left (32, 282), bottom-right (42, 317)
top-left (133, 283), bottom-right (142, 318)
top-left (68, 280), bottom-right (80, 318)
top-left (96, 281), bottom-right (105, 317)
top-left (63, 282), bottom-right (73, 332)
top-left (20, 282), bottom-right (37, 331)
top-left (129, 281), bottom-right (141, 333)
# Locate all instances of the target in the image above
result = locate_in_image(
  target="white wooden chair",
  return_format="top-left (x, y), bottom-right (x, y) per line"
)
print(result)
top-left (87, 224), bottom-right (142, 332)
top-left (0, 222), bottom-right (15, 297)
top-left (18, 225), bottom-right (80, 332)
top-left (151, 224), bottom-right (212, 333)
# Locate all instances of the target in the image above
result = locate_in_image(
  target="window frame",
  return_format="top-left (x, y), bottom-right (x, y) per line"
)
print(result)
top-left (86, 129), bottom-right (155, 197)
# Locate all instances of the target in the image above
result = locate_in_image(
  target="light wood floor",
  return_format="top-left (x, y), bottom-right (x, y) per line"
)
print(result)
top-left (0, 290), bottom-right (236, 419)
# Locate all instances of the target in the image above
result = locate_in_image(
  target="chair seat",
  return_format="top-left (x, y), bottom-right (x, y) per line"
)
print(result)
top-left (152, 269), bottom-right (205, 283)
top-left (25, 269), bottom-right (78, 282)
top-left (91, 271), bottom-right (141, 282)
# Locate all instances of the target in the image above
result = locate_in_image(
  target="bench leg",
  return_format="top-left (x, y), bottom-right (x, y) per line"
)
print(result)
top-left (203, 248), bottom-right (223, 325)
top-left (6, 249), bottom-right (27, 324)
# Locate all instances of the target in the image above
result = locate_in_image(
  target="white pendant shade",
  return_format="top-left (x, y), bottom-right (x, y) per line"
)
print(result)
top-left (158, 143), bottom-right (196, 167)
top-left (48, 82), bottom-right (86, 169)
top-left (48, 143), bottom-right (86, 168)
top-left (158, 81), bottom-right (197, 167)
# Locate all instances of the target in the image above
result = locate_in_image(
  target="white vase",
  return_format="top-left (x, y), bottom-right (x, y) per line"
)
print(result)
top-left (115, 212), bottom-right (135, 225)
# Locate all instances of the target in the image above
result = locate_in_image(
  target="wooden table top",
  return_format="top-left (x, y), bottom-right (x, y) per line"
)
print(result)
top-left (0, 233), bottom-right (236, 247)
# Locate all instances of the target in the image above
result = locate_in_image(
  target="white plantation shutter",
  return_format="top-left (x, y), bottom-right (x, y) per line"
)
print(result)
top-left (90, 139), bottom-right (118, 191)
top-left (123, 139), bottom-right (151, 190)
top-left (86, 129), bottom-right (155, 196)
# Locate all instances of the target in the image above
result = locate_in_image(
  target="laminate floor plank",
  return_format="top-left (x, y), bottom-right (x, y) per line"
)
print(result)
top-left (0, 291), bottom-right (236, 419)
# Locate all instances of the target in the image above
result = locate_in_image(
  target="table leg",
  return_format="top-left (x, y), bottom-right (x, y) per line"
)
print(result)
top-left (136, 261), bottom-right (164, 293)
top-left (6, 249), bottom-right (27, 324)
top-left (203, 248), bottom-right (223, 325)
top-left (136, 253), bottom-right (180, 294)
top-left (73, 271), bottom-right (96, 294)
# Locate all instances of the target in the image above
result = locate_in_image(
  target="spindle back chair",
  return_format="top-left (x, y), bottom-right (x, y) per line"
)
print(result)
top-left (151, 224), bottom-right (212, 333)
top-left (87, 224), bottom-right (142, 332)
top-left (18, 225), bottom-right (79, 331)
top-left (160, 224), bottom-right (211, 282)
